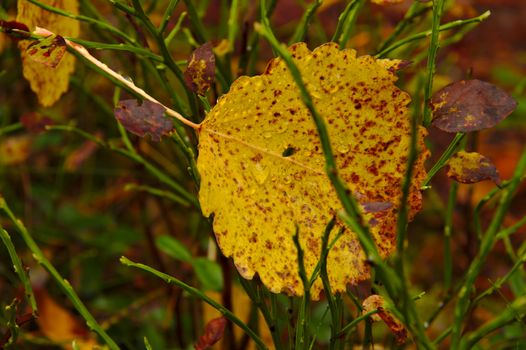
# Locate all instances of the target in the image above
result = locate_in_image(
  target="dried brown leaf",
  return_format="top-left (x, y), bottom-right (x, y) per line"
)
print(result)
top-left (114, 100), bottom-right (173, 141)
top-left (194, 317), bottom-right (228, 350)
top-left (431, 79), bottom-right (517, 133)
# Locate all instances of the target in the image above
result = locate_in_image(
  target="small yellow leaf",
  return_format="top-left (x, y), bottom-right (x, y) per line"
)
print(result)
top-left (35, 289), bottom-right (100, 349)
top-left (16, 0), bottom-right (79, 107)
top-left (197, 43), bottom-right (428, 298)
top-left (447, 151), bottom-right (501, 185)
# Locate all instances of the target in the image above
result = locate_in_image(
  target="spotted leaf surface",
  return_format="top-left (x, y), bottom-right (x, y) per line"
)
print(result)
top-left (447, 151), bottom-right (501, 185)
top-left (26, 34), bottom-right (66, 68)
top-left (431, 79), bottom-right (517, 133)
top-left (197, 43), bottom-right (428, 298)
top-left (114, 100), bottom-right (173, 141)
top-left (17, 0), bottom-right (79, 107)
top-left (184, 42), bottom-right (215, 96)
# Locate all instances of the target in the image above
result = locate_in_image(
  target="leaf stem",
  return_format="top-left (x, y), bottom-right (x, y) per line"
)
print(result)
top-left (423, 133), bottom-right (465, 187)
top-left (289, 0), bottom-right (323, 45)
top-left (0, 227), bottom-right (38, 314)
top-left (375, 11), bottom-right (490, 58)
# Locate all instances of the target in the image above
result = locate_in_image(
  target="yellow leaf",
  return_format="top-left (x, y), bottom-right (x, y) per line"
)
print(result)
top-left (16, 0), bottom-right (79, 107)
top-left (35, 289), bottom-right (101, 349)
top-left (197, 43), bottom-right (428, 298)
top-left (0, 134), bottom-right (32, 165)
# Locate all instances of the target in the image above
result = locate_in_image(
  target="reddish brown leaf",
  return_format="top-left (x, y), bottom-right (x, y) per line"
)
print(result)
top-left (431, 79), bottom-right (517, 133)
top-left (20, 112), bottom-right (53, 133)
top-left (194, 316), bottom-right (227, 350)
top-left (26, 34), bottom-right (67, 68)
top-left (447, 151), bottom-right (501, 185)
top-left (362, 295), bottom-right (407, 345)
top-left (184, 42), bottom-right (215, 95)
top-left (114, 100), bottom-right (173, 141)
top-left (0, 20), bottom-right (30, 38)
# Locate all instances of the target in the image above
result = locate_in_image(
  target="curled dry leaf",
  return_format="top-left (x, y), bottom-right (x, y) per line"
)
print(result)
top-left (362, 295), bottom-right (407, 345)
top-left (114, 100), bottom-right (174, 141)
top-left (447, 151), bottom-right (501, 185)
top-left (194, 317), bottom-right (228, 350)
top-left (431, 79), bottom-right (517, 133)
top-left (197, 43), bottom-right (428, 298)
top-left (26, 34), bottom-right (67, 68)
top-left (16, 0), bottom-right (79, 107)
top-left (184, 42), bottom-right (215, 96)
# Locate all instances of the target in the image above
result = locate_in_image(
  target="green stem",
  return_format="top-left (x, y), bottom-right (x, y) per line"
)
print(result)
top-left (331, 0), bottom-right (364, 48)
top-left (0, 123), bottom-right (23, 136)
top-left (0, 199), bottom-right (120, 350)
top-left (26, 0), bottom-right (136, 44)
top-left (158, 0), bottom-right (180, 34)
top-left (444, 182), bottom-right (458, 291)
top-left (450, 147), bottom-right (526, 349)
top-left (422, 0), bottom-right (446, 127)
top-left (423, 133), bottom-right (465, 187)
top-left (0, 226), bottom-right (38, 314)
top-left (375, 11), bottom-right (490, 58)
top-left (289, 0), bottom-right (323, 45)
top-left (376, 2), bottom-right (430, 53)
top-left (292, 228), bottom-right (310, 350)
top-left (459, 296), bottom-right (526, 350)
top-left (337, 310), bottom-right (378, 337)
top-left (120, 256), bottom-right (267, 350)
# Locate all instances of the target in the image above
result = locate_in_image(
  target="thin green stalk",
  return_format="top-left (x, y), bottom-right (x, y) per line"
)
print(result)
top-left (27, 0), bottom-right (136, 44)
top-left (337, 310), bottom-right (378, 337)
top-left (181, 0), bottom-right (207, 43)
top-left (158, 0), bottom-right (180, 34)
top-left (0, 123), bottom-right (23, 136)
top-left (375, 11), bottom-right (490, 58)
top-left (393, 70), bottom-right (430, 346)
top-left (67, 38), bottom-right (163, 62)
top-left (0, 199), bottom-right (120, 350)
top-left (458, 296), bottom-right (526, 350)
top-left (422, 0), bottom-right (446, 127)
top-left (0, 227), bottom-right (38, 314)
top-left (320, 221), bottom-right (344, 350)
top-left (496, 215), bottom-right (526, 240)
top-left (444, 182), bottom-right (458, 291)
top-left (238, 278), bottom-right (283, 350)
top-left (111, 147), bottom-right (198, 208)
top-left (129, 0), bottom-right (200, 120)
top-left (331, 0), bottom-right (361, 47)
top-left (120, 256), bottom-right (268, 350)
top-left (289, 0), bottom-right (323, 45)
top-left (472, 250), bottom-right (526, 306)
top-left (124, 183), bottom-right (191, 206)
top-left (376, 2), bottom-right (430, 53)
top-left (423, 133), bottom-right (465, 187)
top-left (164, 11), bottom-right (186, 46)
top-left (450, 147), bottom-right (526, 348)
top-left (292, 228), bottom-right (310, 350)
